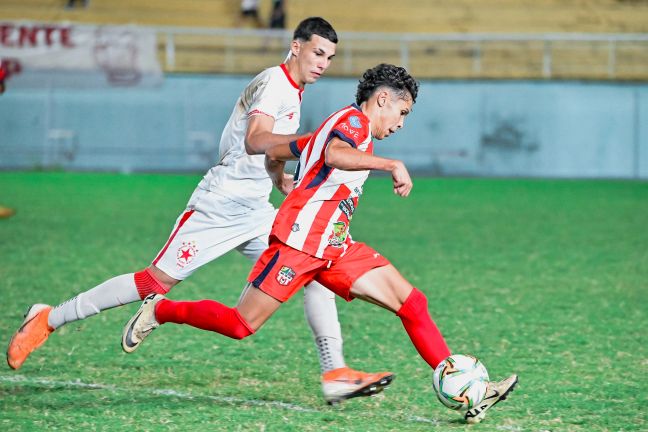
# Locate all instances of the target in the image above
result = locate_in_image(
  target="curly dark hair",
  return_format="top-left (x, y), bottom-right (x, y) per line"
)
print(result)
top-left (355, 64), bottom-right (418, 106)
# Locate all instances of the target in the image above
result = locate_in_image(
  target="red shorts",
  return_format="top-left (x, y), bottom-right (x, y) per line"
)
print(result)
top-left (248, 236), bottom-right (391, 302)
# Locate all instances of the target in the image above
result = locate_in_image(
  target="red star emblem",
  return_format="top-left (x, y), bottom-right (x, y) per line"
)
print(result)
top-left (180, 248), bottom-right (193, 261)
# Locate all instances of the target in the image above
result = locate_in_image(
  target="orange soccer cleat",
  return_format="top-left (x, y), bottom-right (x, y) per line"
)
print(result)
top-left (321, 366), bottom-right (395, 404)
top-left (7, 304), bottom-right (54, 370)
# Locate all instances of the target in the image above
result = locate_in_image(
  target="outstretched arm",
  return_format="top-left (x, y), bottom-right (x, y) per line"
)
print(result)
top-left (245, 115), bottom-right (310, 155)
top-left (325, 137), bottom-right (413, 197)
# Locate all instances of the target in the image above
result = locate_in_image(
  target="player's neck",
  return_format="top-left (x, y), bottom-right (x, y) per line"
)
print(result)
top-left (283, 60), bottom-right (306, 88)
top-left (359, 101), bottom-right (379, 137)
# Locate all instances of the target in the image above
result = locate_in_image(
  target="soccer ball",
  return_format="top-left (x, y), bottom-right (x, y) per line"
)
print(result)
top-left (432, 354), bottom-right (489, 411)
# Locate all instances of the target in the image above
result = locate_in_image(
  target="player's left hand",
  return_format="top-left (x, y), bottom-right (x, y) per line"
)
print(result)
top-left (391, 160), bottom-right (413, 197)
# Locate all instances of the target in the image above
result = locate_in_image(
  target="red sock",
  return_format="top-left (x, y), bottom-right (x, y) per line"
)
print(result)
top-left (155, 299), bottom-right (254, 340)
top-left (134, 268), bottom-right (170, 300)
top-left (396, 287), bottom-right (451, 368)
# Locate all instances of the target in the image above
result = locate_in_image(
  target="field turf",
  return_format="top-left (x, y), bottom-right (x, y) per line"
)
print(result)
top-left (0, 172), bottom-right (646, 431)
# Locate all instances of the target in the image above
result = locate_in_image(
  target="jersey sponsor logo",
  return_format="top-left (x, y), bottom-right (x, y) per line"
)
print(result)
top-left (348, 115), bottom-right (362, 128)
top-left (338, 122), bottom-right (361, 140)
top-left (287, 112), bottom-right (295, 120)
top-left (338, 198), bottom-right (356, 219)
top-left (328, 221), bottom-right (348, 248)
top-left (176, 241), bottom-right (199, 268)
top-left (276, 266), bottom-right (296, 286)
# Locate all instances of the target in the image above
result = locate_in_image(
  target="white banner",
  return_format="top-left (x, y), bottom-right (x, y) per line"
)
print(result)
top-left (0, 22), bottom-right (162, 87)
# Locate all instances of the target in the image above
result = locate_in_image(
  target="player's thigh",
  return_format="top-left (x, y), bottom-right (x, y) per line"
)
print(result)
top-left (235, 209), bottom-right (275, 262)
top-left (350, 264), bottom-right (414, 313)
top-left (235, 283), bottom-right (283, 330)
top-left (153, 190), bottom-right (268, 280)
top-left (247, 238), bottom-right (325, 302)
top-left (315, 242), bottom-right (391, 302)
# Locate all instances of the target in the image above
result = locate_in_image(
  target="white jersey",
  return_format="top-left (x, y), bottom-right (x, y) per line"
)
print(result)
top-left (197, 64), bottom-right (303, 209)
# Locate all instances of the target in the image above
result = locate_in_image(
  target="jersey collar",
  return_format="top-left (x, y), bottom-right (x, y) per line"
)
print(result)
top-left (280, 63), bottom-right (304, 101)
top-left (280, 64), bottom-right (303, 90)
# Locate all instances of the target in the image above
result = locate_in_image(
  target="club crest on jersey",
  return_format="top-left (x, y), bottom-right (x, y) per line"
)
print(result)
top-left (177, 241), bottom-right (199, 268)
top-left (349, 115), bottom-right (362, 128)
top-left (276, 266), bottom-right (296, 286)
top-left (328, 221), bottom-right (348, 248)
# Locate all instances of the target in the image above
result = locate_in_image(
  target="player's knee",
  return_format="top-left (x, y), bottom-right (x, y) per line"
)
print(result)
top-left (231, 308), bottom-right (256, 340)
top-left (396, 287), bottom-right (428, 319)
top-left (134, 268), bottom-right (172, 299)
top-left (230, 329), bottom-right (253, 340)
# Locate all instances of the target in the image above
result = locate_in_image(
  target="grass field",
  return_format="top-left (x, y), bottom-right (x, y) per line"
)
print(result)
top-left (0, 172), bottom-right (646, 431)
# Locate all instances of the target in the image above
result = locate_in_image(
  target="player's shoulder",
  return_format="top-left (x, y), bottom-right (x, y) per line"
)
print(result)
top-left (336, 106), bottom-right (369, 129)
top-left (334, 105), bottom-right (370, 133)
top-left (256, 65), bottom-right (291, 86)
top-left (330, 105), bottom-right (371, 146)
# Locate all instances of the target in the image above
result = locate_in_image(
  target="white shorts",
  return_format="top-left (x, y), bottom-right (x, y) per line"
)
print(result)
top-left (152, 187), bottom-right (277, 280)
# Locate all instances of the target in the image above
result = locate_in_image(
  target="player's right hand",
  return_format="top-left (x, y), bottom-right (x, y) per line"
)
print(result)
top-left (391, 160), bottom-right (413, 197)
top-left (275, 173), bottom-right (295, 196)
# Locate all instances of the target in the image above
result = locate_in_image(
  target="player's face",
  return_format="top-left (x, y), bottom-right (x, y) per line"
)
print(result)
top-left (372, 91), bottom-right (413, 140)
top-left (293, 35), bottom-right (336, 85)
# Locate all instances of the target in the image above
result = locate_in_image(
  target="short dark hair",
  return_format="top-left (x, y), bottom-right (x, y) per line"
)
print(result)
top-left (355, 64), bottom-right (419, 105)
top-left (293, 17), bottom-right (338, 44)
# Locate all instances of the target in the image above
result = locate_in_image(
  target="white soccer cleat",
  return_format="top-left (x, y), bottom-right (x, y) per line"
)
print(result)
top-left (321, 367), bottom-right (394, 405)
top-left (464, 374), bottom-right (518, 424)
top-left (122, 294), bottom-right (163, 353)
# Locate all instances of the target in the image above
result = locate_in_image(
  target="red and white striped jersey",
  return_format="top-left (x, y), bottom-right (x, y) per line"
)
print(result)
top-left (272, 104), bottom-right (374, 260)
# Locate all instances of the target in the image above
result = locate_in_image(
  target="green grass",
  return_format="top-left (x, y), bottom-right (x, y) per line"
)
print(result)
top-left (0, 172), bottom-right (646, 431)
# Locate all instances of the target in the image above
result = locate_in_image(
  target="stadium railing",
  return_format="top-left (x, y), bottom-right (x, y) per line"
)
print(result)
top-left (154, 26), bottom-right (648, 80)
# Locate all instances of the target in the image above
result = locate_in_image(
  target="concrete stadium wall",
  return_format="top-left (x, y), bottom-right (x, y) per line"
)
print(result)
top-left (0, 75), bottom-right (646, 179)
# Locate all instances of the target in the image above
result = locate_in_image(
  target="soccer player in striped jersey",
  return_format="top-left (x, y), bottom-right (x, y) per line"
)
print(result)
top-left (122, 63), bottom-right (518, 418)
top-left (7, 17), bottom-right (394, 403)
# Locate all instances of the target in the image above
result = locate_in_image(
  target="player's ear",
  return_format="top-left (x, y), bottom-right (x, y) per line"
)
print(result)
top-left (376, 90), bottom-right (389, 108)
top-left (290, 40), bottom-right (301, 57)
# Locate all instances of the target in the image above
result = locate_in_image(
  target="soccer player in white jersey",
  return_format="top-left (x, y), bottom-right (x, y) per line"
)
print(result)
top-left (7, 17), bottom-right (394, 403)
top-left (122, 64), bottom-right (518, 421)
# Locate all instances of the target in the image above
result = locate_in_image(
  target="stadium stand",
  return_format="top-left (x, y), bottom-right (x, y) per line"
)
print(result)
top-left (1, 0), bottom-right (647, 79)
top-left (288, 0), bottom-right (648, 34)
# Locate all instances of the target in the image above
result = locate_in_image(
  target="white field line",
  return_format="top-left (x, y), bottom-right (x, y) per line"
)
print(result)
top-left (0, 374), bottom-right (439, 424)
top-left (0, 374), bottom-right (316, 413)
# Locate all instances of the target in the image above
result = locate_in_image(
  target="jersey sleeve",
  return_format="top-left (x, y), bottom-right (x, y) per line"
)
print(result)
top-left (327, 112), bottom-right (371, 150)
top-left (289, 135), bottom-right (311, 157)
top-left (246, 71), bottom-right (284, 119)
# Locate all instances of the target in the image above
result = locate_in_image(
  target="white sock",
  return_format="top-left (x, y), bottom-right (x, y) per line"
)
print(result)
top-left (303, 281), bottom-right (345, 373)
top-left (48, 273), bottom-right (140, 329)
